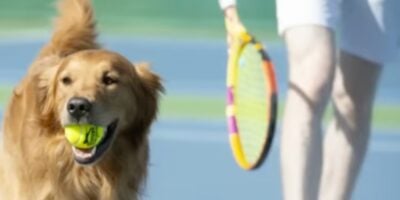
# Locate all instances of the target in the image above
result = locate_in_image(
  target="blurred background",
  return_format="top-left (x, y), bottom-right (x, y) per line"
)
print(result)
top-left (0, 0), bottom-right (399, 199)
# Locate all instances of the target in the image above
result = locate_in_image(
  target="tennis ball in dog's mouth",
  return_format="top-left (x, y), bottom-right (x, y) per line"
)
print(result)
top-left (64, 124), bottom-right (105, 149)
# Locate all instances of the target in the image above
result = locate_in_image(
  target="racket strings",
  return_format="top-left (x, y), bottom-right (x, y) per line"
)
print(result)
top-left (235, 43), bottom-right (271, 164)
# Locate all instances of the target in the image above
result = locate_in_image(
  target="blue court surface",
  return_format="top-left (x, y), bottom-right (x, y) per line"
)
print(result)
top-left (0, 37), bottom-right (399, 199)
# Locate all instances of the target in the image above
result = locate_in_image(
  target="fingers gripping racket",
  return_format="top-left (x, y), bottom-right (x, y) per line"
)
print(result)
top-left (226, 30), bottom-right (278, 170)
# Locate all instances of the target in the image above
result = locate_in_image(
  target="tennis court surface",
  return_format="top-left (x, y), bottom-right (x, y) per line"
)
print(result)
top-left (0, 37), bottom-right (399, 200)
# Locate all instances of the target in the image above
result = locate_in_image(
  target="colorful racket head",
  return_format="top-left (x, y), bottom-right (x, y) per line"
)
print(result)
top-left (226, 32), bottom-right (277, 170)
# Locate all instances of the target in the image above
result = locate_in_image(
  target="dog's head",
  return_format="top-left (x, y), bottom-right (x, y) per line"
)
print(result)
top-left (42, 50), bottom-right (162, 165)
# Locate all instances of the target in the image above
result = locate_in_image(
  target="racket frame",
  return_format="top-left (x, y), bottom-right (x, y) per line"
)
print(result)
top-left (226, 31), bottom-right (278, 170)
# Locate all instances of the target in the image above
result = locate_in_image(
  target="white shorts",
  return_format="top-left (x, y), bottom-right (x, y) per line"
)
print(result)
top-left (277, 0), bottom-right (400, 64)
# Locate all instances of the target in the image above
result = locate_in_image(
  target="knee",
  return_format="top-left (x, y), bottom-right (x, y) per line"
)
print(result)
top-left (330, 89), bottom-right (372, 148)
top-left (331, 86), bottom-right (374, 135)
top-left (286, 79), bottom-right (333, 121)
top-left (332, 51), bottom-right (381, 118)
top-left (332, 86), bottom-right (355, 113)
top-left (284, 87), bottom-right (330, 130)
top-left (331, 83), bottom-right (373, 119)
top-left (286, 46), bottom-right (336, 116)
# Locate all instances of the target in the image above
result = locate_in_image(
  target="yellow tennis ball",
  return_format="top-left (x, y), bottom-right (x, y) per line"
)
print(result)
top-left (64, 124), bottom-right (105, 149)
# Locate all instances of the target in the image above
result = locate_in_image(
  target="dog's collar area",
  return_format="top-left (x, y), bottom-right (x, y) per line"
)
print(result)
top-left (73, 119), bottom-right (119, 165)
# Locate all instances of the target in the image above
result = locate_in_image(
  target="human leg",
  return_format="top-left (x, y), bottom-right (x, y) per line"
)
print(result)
top-left (318, 0), bottom-right (398, 198)
top-left (281, 25), bottom-right (336, 200)
top-left (319, 51), bottom-right (382, 200)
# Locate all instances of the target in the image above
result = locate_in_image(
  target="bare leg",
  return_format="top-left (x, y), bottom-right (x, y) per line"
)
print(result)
top-left (281, 26), bottom-right (336, 200)
top-left (319, 51), bottom-right (382, 200)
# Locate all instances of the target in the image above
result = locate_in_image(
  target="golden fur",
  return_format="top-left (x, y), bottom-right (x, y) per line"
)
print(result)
top-left (0, 0), bottom-right (162, 199)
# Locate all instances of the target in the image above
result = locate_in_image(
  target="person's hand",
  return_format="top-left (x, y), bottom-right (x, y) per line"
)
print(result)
top-left (223, 6), bottom-right (246, 54)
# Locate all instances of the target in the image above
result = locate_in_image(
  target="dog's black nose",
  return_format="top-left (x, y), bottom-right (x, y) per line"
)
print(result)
top-left (67, 97), bottom-right (91, 119)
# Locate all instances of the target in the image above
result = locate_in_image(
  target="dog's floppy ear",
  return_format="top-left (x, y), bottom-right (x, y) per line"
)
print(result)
top-left (134, 62), bottom-right (163, 95)
top-left (131, 62), bottom-right (163, 132)
top-left (35, 58), bottom-right (64, 131)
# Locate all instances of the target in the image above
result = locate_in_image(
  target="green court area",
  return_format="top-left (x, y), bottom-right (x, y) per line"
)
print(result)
top-left (1, 87), bottom-right (399, 130)
top-left (160, 95), bottom-right (400, 130)
top-left (0, 0), bottom-right (278, 39)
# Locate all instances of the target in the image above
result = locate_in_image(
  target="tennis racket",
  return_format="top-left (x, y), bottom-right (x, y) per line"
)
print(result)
top-left (226, 30), bottom-right (278, 170)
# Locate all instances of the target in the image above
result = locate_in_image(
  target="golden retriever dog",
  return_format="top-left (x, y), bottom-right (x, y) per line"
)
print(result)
top-left (0, 0), bottom-right (162, 199)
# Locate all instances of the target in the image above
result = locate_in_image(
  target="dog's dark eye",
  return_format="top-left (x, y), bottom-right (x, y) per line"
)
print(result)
top-left (61, 76), bottom-right (72, 85)
top-left (102, 75), bottom-right (118, 86)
